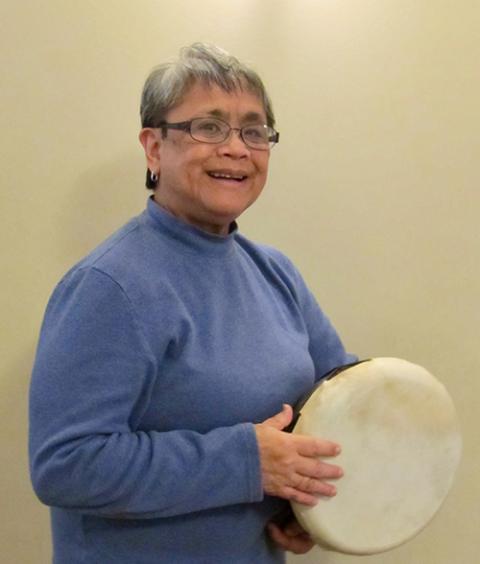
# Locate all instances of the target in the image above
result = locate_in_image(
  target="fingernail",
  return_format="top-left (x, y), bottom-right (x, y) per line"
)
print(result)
top-left (335, 445), bottom-right (341, 455)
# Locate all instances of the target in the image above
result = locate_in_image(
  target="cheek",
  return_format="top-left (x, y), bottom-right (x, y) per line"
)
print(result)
top-left (169, 157), bottom-right (205, 189)
top-left (184, 149), bottom-right (213, 178)
top-left (255, 156), bottom-right (270, 182)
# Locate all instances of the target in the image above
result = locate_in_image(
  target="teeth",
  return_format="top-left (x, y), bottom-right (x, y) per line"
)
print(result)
top-left (209, 172), bottom-right (245, 180)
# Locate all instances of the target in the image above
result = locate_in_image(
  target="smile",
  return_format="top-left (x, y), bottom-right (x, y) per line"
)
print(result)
top-left (207, 171), bottom-right (248, 182)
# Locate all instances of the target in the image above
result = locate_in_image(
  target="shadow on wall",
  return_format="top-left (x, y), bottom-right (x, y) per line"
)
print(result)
top-left (1, 344), bottom-right (52, 564)
top-left (56, 151), bottom-right (147, 264)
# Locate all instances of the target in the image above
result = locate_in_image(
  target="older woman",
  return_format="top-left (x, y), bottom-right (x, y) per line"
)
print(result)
top-left (29, 44), bottom-right (353, 563)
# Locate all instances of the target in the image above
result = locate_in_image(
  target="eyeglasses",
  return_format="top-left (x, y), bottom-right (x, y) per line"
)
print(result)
top-left (158, 117), bottom-right (280, 150)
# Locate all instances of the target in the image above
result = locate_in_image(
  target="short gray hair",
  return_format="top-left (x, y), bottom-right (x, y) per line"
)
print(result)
top-left (140, 43), bottom-right (276, 189)
top-left (140, 43), bottom-right (275, 128)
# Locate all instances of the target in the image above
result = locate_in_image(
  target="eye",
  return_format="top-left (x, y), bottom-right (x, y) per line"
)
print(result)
top-left (243, 124), bottom-right (268, 143)
top-left (193, 118), bottom-right (224, 137)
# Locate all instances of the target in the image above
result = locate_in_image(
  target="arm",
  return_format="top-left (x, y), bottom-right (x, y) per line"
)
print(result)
top-left (29, 267), bottom-right (262, 519)
top-left (262, 246), bottom-right (356, 379)
top-left (298, 284), bottom-right (357, 380)
top-left (251, 248), bottom-right (350, 508)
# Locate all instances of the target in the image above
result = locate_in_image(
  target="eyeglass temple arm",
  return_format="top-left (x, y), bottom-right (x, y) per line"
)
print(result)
top-left (158, 121), bottom-right (191, 133)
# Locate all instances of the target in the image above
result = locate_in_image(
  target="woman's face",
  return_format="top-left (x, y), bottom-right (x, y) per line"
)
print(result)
top-left (143, 82), bottom-right (271, 235)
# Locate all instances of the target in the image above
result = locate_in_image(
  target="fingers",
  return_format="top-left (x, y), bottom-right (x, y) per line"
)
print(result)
top-left (283, 462), bottom-right (341, 504)
top-left (254, 412), bottom-right (344, 506)
top-left (267, 521), bottom-right (314, 555)
top-left (283, 519), bottom-right (310, 538)
top-left (290, 474), bottom-right (338, 499)
top-left (283, 433), bottom-right (343, 500)
top-left (282, 486), bottom-right (322, 507)
top-left (261, 404), bottom-right (293, 430)
top-left (296, 457), bottom-right (344, 482)
top-left (295, 435), bottom-right (341, 458)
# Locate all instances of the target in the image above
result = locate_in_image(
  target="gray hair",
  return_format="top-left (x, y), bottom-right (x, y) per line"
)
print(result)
top-left (140, 43), bottom-right (275, 128)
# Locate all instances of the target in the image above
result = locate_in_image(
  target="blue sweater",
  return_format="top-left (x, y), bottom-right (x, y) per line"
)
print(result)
top-left (29, 198), bottom-right (353, 563)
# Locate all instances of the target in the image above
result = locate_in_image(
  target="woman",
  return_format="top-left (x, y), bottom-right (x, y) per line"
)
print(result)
top-left (29, 43), bottom-right (353, 563)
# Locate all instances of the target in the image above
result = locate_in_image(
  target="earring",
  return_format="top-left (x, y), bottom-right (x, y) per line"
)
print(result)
top-left (150, 171), bottom-right (158, 183)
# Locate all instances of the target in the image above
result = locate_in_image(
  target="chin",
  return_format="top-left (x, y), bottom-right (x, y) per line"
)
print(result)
top-left (204, 195), bottom-right (254, 219)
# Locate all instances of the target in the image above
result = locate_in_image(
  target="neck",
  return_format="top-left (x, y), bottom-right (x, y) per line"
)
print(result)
top-left (152, 192), bottom-right (232, 236)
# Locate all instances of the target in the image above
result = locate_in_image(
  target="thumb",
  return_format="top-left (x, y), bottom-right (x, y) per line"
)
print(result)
top-left (262, 404), bottom-right (293, 430)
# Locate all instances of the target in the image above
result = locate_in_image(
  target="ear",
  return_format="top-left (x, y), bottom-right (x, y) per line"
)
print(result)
top-left (138, 128), bottom-right (162, 175)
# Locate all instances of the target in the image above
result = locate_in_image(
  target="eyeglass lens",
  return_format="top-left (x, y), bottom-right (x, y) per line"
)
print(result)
top-left (190, 118), bottom-right (274, 148)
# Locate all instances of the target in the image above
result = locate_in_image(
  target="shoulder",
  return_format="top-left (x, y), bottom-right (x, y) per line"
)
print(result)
top-left (76, 216), bottom-right (150, 276)
top-left (233, 233), bottom-right (307, 298)
top-left (57, 210), bottom-right (169, 295)
top-left (47, 222), bottom-right (134, 307)
top-left (236, 233), bottom-right (303, 274)
top-left (234, 233), bottom-right (297, 271)
top-left (57, 216), bottom-right (140, 279)
top-left (48, 263), bottom-right (131, 320)
top-left (49, 212), bottom-right (183, 322)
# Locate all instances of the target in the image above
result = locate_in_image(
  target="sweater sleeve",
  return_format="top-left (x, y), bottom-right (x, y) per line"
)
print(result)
top-left (262, 247), bottom-right (357, 380)
top-left (29, 267), bottom-right (262, 519)
top-left (296, 281), bottom-right (358, 380)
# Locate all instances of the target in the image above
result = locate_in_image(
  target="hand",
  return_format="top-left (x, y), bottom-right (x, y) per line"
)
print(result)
top-left (267, 516), bottom-right (315, 555)
top-left (254, 404), bottom-right (343, 506)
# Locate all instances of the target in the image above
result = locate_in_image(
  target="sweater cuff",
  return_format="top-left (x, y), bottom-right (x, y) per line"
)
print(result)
top-left (240, 423), bottom-right (264, 503)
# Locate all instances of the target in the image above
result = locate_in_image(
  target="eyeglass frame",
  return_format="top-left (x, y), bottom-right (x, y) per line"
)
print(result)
top-left (157, 117), bottom-right (280, 150)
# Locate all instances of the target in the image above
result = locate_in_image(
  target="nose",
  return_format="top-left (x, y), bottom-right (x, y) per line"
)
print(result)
top-left (217, 128), bottom-right (250, 158)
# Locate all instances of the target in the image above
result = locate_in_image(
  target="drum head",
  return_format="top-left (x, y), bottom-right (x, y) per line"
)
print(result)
top-left (291, 358), bottom-right (462, 555)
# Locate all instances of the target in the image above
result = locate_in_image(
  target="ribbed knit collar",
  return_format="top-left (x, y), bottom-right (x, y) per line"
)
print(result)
top-left (143, 197), bottom-right (238, 258)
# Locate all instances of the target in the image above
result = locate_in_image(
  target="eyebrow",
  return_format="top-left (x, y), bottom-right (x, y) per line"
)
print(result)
top-left (204, 109), bottom-right (266, 124)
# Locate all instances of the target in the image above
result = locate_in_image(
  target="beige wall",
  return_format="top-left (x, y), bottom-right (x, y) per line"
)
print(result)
top-left (1, 1), bottom-right (478, 562)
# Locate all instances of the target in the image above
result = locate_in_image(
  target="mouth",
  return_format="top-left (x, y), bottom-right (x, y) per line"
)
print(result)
top-left (207, 170), bottom-right (249, 183)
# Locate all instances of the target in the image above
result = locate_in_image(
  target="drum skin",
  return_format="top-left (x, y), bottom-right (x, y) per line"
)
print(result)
top-left (290, 358), bottom-right (462, 555)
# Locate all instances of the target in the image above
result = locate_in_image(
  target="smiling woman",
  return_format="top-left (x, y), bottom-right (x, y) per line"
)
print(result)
top-left (139, 83), bottom-right (272, 234)
top-left (138, 43), bottom-right (279, 235)
top-left (29, 43), bottom-right (353, 564)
